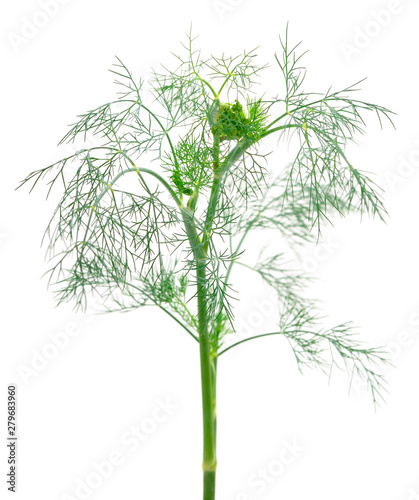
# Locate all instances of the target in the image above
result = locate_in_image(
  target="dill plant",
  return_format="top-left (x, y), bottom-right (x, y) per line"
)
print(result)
top-left (19, 27), bottom-right (394, 500)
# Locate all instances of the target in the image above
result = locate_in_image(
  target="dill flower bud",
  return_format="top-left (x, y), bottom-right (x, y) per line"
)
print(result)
top-left (209, 99), bottom-right (250, 141)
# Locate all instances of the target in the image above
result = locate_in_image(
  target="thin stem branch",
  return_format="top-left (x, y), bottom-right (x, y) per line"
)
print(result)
top-left (219, 331), bottom-right (283, 356)
top-left (93, 166), bottom-right (182, 208)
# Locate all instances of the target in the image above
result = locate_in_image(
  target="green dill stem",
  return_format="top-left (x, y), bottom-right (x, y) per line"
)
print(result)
top-left (181, 206), bottom-right (217, 499)
top-left (177, 202), bottom-right (216, 498)
top-left (211, 354), bottom-right (217, 455)
top-left (181, 130), bottom-right (253, 500)
top-left (196, 135), bottom-right (254, 499)
top-left (197, 261), bottom-right (217, 499)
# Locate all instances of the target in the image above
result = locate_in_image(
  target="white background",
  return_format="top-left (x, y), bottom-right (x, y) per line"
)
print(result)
top-left (1, 1), bottom-right (419, 499)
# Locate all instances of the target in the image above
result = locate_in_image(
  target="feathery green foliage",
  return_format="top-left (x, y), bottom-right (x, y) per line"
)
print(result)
top-left (19, 26), bottom-right (394, 500)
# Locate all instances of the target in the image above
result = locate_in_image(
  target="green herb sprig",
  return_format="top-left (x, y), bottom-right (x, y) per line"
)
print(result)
top-left (19, 26), bottom-right (394, 500)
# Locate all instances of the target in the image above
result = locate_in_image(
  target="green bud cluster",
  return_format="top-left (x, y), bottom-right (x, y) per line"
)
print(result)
top-left (210, 99), bottom-right (250, 141)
